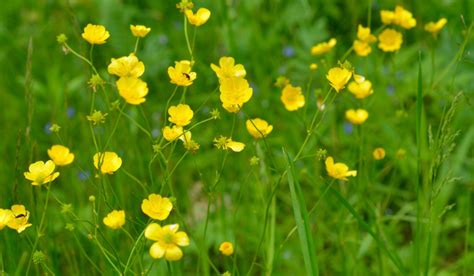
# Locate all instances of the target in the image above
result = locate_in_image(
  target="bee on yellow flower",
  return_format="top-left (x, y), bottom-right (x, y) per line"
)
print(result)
top-left (424, 18), bottom-right (447, 37)
top-left (185, 8), bottom-right (211, 26)
top-left (103, 210), bottom-right (126, 230)
top-left (130, 25), bottom-right (151, 38)
top-left (311, 38), bottom-right (337, 55)
top-left (325, 156), bottom-right (357, 181)
top-left (246, 118), bottom-right (273, 139)
top-left (168, 104), bottom-right (194, 127)
top-left (211, 57), bottom-right (246, 80)
top-left (7, 205), bottom-right (32, 233)
top-left (219, 241), bottom-right (234, 256)
top-left (24, 160), bottom-right (60, 186)
top-left (280, 84), bottom-right (305, 111)
top-left (93, 152), bottom-right (122, 174)
top-left (108, 53), bottom-right (145, 78)
top-left (116, 77), bottom-right (149, 105)
top-left (345, 109), bottom-right (369, 125)
top-left (168, 60), bottom-right (196, 86)
top-left (81, 24), bottom-right (110, 45)
top-left (141, 194), bottom-right (173, 220)
top-left (326, 66), bottom-right (352, 92)
top-left (48, 145), bottom-right (75, 166)
top-left (145, 223), bottom-right (190, 261)
top-left (378, 29), bottom-right (403, 52)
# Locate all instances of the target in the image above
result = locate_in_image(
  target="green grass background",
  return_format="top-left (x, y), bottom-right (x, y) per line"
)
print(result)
top-left (0, 0), bottom-right (473, 275)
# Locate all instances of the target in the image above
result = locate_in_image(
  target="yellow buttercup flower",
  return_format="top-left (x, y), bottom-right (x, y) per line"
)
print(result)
top-left (141, 194), bottom-right (173, 220)
top-left (345, 109), bottom-right (369, 125)
top-left (353, 40), bottom-right (372, 56)
top-left (380, 10), bottom-right (395, 25)
top-left (424, 18), bottom-right (447, 36)
top-left (116, 77), bottom-right (149, 105)
top-left (309, 63), bottom-right (318, 71)
top-left (326, 67), bottom-right (352, 92)
top-left (24, 160), bottom-right (60, 186)
top-left (168, 104), bottom-right (194, 127)
top-left (357, 25), bottom-right (376, 43)
top-left (219, 241), bottom-right (234, 256)
top-left (0, 209), bottom-right (14, 230)
top-left (348, 80), bottom-right (373, 99)
top-left (7, 205), bottom-right (32, 233)
top-left (393, 6), bottom-right (416, 29)
top-left (185, 8), bottom-right (211, 26)
top-left (130, 25), bottom-right (151, 37)
top-left (380, 6), bottom-right (416, 29)
top-left (93, 152), bottom-right (122, 174)
top-left (168, 60), bottom-right (196, 86)
top-left (311, 38), bottom-right (337, 55)
top-left (48, 145), bottom-right (75, 166)
top-left (108, 54), bottom-right (145, 78)
top-left (213, 136), bottom-right (245, 152)
top-left (378, 29), bottom-right (403, 52)
top-left (163, 125), bottom-right (184, 141)
top-left (246, 118), bottom-right (273, 139)
top-left (373, 148), bottom-right (386, 160)
top-left (281, 84), bottom-right (305, 111)
top-left (81, 24), bottom-right (110, 45)
top-left (145, 223), bottom-right (190, 261)
top-left (219, 77), bottom-right (253, 106)
top-left (211, 57), bottom-right (246, 80)
top-left (325, 156), bottom-right (357, 181)
top-left (103, 210), bottom-right (126, 229)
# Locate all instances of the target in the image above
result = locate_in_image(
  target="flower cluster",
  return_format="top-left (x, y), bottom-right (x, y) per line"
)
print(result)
top-left (211, 56), bottom-right (252, 113)
top-left (141, 194), bottom-right (190, 261)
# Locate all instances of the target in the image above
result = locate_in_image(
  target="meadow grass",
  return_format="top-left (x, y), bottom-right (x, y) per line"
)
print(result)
top-left (0, 0), bottom-right (473, 275)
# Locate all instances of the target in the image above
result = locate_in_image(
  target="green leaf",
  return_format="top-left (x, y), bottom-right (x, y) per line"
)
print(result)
top-left (284, 148), bottom-right (319, 276)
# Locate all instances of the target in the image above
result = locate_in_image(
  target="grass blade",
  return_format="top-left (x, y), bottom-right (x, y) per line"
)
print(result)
top-left (284, 149), bottom-right (319, 276)
top-left (329, 187), bottom-right (406, 273)
top-left (415, 50), bottom-right (424, 275)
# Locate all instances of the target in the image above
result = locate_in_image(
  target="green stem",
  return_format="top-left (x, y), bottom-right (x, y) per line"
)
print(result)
top-left (183, 15), bottom-right (194, 61)
top-left (103, 103), bottom-right (126, 151)
top-left (294, 89), bottom-right (335, 160)
top-left (64, 43), bottom-right (99, 75)
top-left (118, 107), bottom-right (152, 139)
top-left (122, 168), bottom-right (148, 193)
top-left (25, 185), bottom-right (52, 275)
top-left (134, 37), bottom-right (140, 54)
top-left (123, 227), bottom-right (146, 274)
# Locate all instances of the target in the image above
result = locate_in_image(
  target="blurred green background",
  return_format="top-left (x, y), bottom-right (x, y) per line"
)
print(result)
top-left (0, 0), bottom-right (473, 275)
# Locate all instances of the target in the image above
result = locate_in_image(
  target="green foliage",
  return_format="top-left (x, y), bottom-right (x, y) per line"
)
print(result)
top-left (0, 0), bottom-right (473, 275)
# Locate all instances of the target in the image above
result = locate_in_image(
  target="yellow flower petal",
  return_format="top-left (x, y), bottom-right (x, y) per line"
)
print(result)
top-left (149, 242), bottom-right (166, 259)
top-left (164, 245), bottom-right (183, 261)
